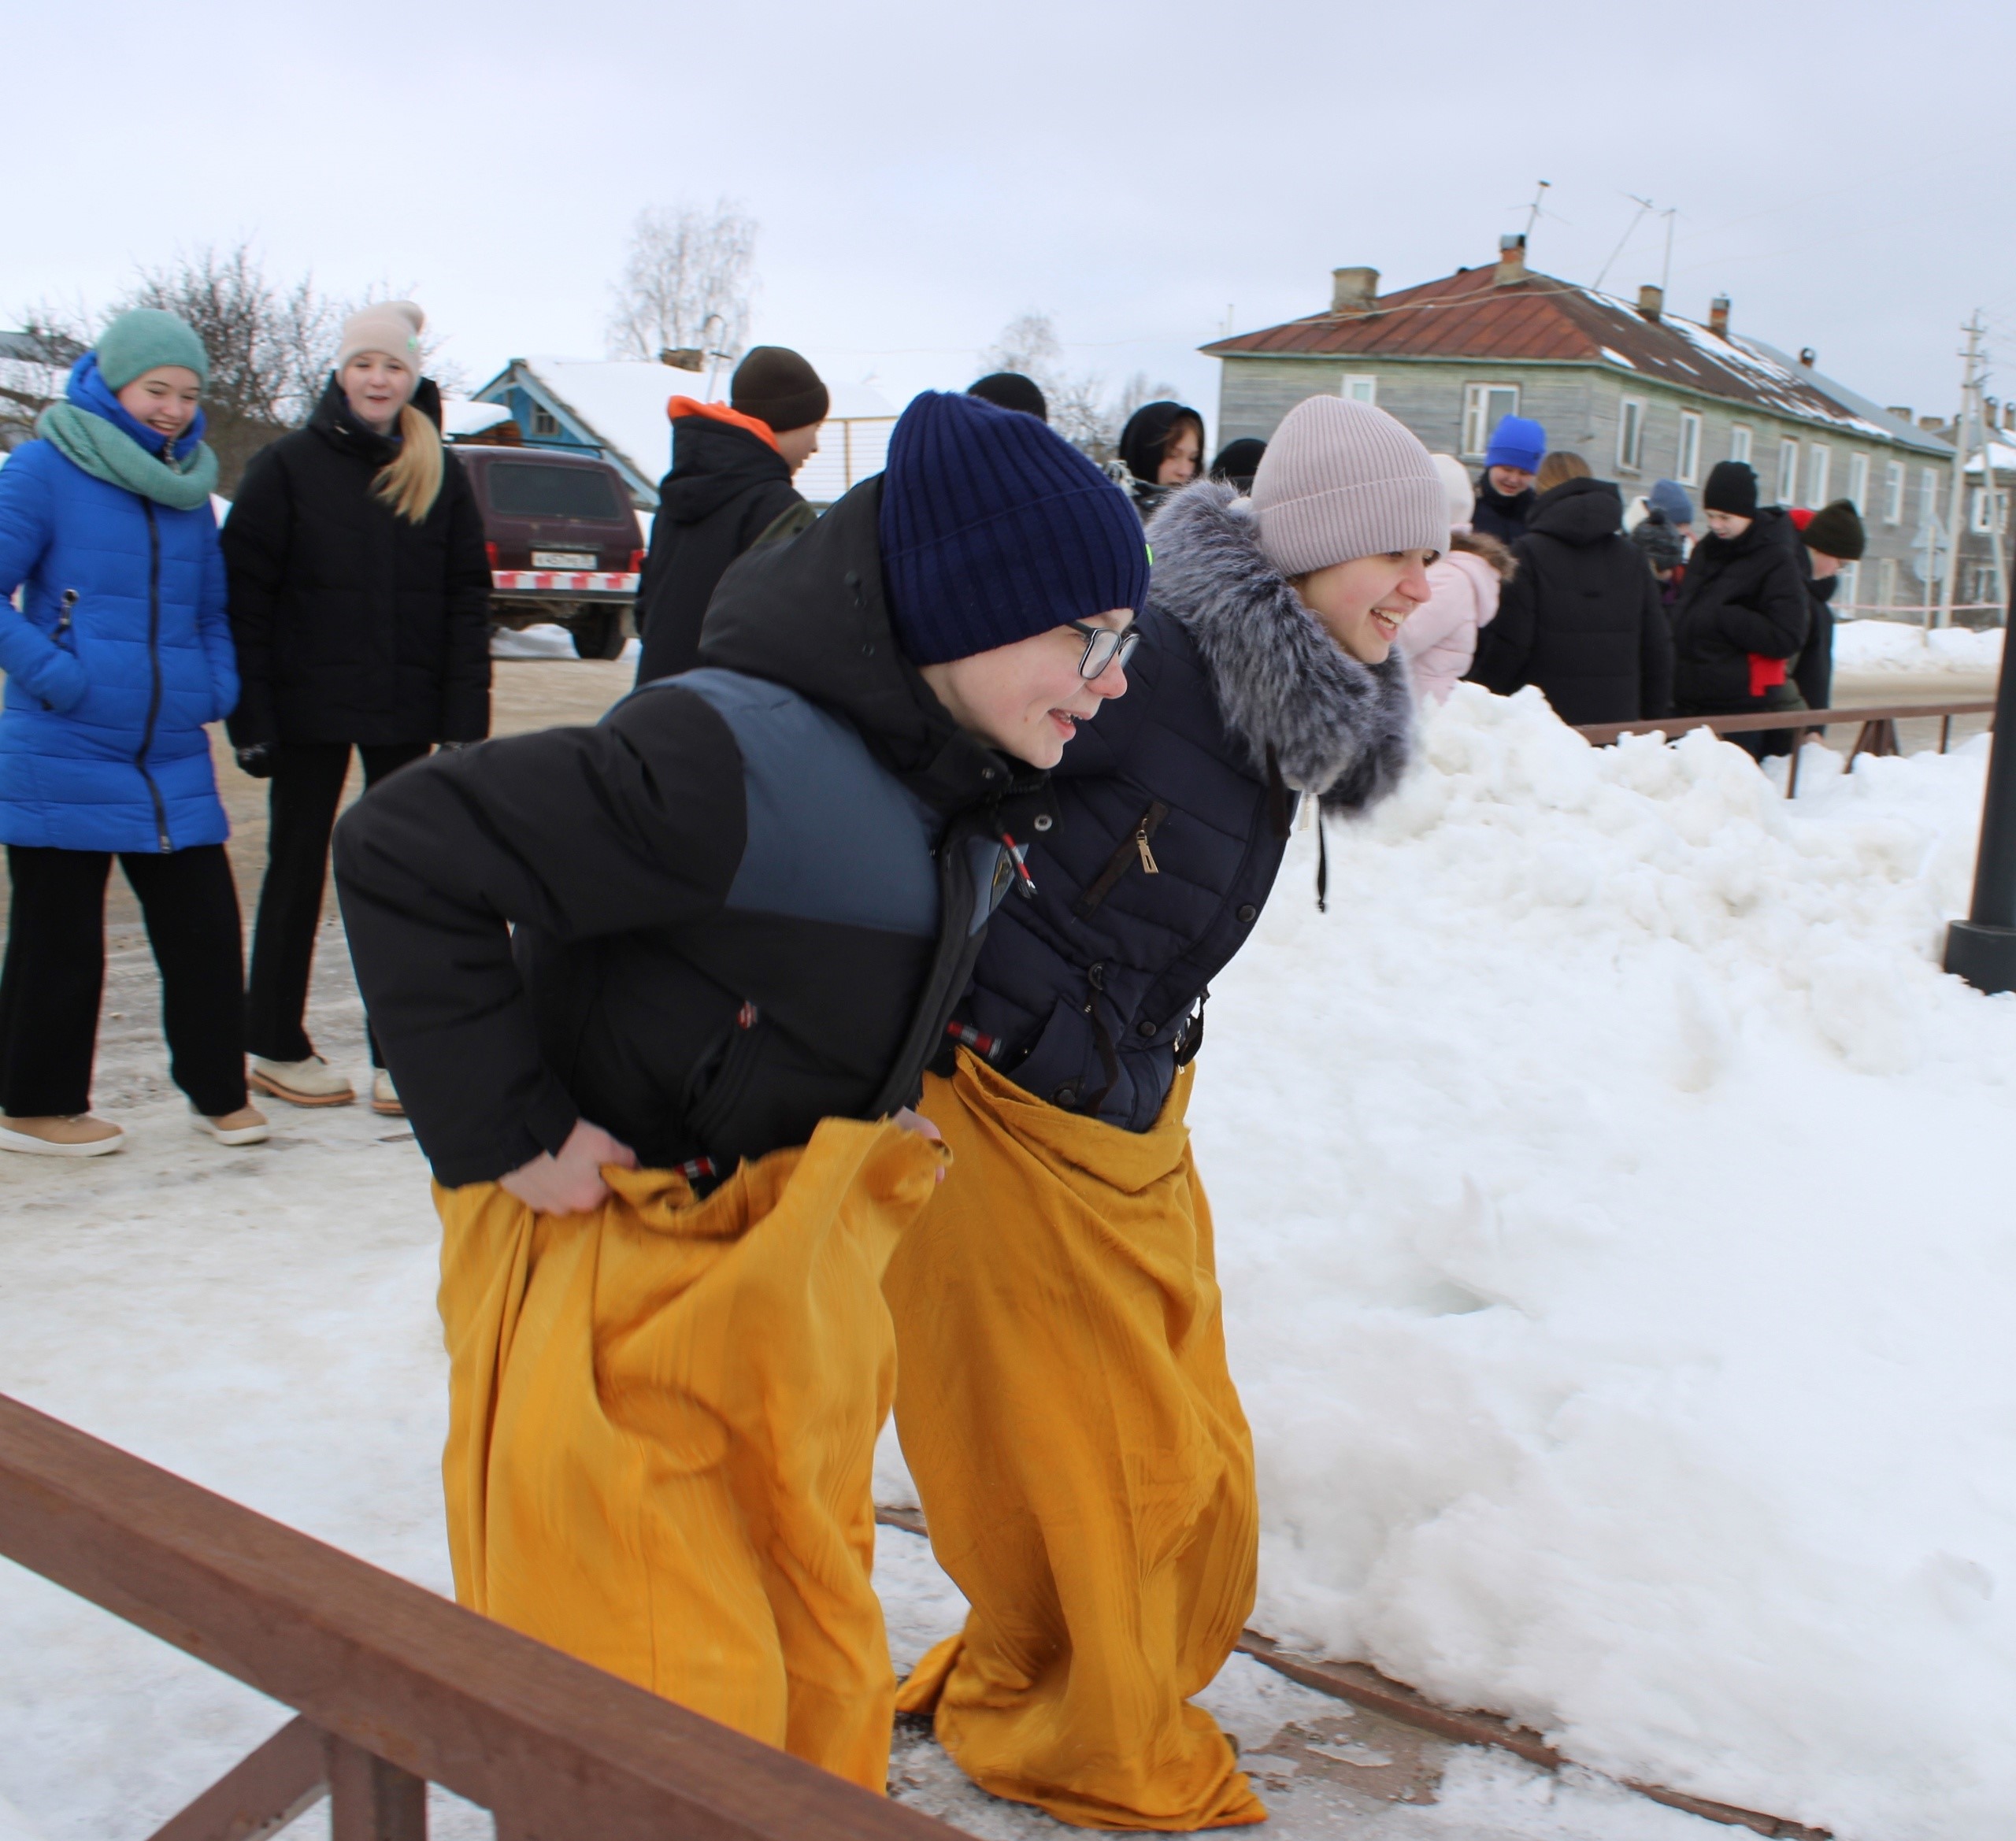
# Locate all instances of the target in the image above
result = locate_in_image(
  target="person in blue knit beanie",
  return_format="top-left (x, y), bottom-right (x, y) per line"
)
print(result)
top-left (1474, 413), bottom-right (1548, 543)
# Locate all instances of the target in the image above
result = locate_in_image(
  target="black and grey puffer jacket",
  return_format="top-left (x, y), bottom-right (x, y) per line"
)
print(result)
top-left (947, 480), bottom-right (1414, 1132)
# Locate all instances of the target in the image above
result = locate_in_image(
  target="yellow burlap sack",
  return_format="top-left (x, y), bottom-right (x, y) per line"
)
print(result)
top-left (434, 1116), bottom-right (943, 1792)
top-left (885, 1051), bottom-right (1263, 1830)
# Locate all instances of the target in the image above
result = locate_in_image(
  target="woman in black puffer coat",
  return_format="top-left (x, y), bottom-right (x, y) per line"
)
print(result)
top-left (1467, 452), bottom-right (1673, 724)
top-left (221, 302), bottom-right (491, 1115)
top-left (1669, 461), bottom-right (1810, 761)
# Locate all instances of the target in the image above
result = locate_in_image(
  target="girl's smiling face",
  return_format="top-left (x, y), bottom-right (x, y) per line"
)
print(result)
top-left (1294, 550), bottom-right (1437, 664)
top-left (114, 366), bottom-right (202, 443)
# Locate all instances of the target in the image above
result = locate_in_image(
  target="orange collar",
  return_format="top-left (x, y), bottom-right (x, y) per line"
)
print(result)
top-left (665, 396), bottom-right (779, 454)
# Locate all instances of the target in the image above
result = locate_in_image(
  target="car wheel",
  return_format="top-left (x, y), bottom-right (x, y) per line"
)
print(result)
top-left (571, 609), bottom-right (625, 660)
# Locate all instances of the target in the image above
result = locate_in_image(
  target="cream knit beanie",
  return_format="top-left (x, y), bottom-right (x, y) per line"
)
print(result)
top-left (336, 300), bottom-right (426, 373)
top-left (1251, 396), bottom-right (1447, 576)
top-left (1430, 453), bottom-right (1475, 535)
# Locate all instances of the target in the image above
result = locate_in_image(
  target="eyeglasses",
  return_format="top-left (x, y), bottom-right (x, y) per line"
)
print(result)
top-left (1066, 620), bottom-right (1142, 680)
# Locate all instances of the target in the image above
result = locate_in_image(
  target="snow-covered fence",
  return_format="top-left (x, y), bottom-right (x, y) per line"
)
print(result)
top-left (0, 1392), bottom-right (954, 1841)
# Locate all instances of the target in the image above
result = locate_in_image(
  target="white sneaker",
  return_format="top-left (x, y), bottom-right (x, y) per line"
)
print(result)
top-left (249, 1054), bottom-right (356, 1108)
top-left (0, 1114), bottom-right (126, 1157)
top-left (371, 1069), bottom-right (404, 1117)
top-left (191, 1104), bottom-right (272, 1146)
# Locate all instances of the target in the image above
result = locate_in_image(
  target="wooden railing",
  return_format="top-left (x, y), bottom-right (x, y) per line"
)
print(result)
top-left (0, 1392), bottom-right (955, 1841)
top-left (1574, 699), bottom-right (1996, 796)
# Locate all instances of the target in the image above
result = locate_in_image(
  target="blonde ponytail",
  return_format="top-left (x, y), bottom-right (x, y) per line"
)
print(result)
top-left (372, 402), bottom-right (445, 524)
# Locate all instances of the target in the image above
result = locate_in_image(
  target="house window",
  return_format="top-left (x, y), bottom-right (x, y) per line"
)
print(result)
top-left (1847, 452), bottom-right (1869, 512)
top-left (1883, 459), bottom-right (1904, 524)
top-left (1877, 556), bottom-right (1899, 608)
top-left (530, 405), bottom-right (561, 439)
top-left (1807, 443), bottom-right (1830, 505)
top-left (1462, 383), bottom-right (1521, 459)
top-left (1343, 375), bottom-right (1377, 406)
top-left (1970, 487), bottom-right (2010, 532)
top-left (1837, 561), bottom-right (1860, 612)
top-left (1677, 411), bottom-right (1702, 485)
top-left (1729, 424), bottom-right (1753, 465)
top-left (1919, 469), bottom-right (1942, 528)
top-left (1617, 398), bottom-right (1647, 472)
top-left (1776, 439), bottom-right (1800, 505)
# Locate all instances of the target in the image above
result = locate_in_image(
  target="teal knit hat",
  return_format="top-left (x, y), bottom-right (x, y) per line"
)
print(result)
top-left (94, 309), bottom-right (209, 391)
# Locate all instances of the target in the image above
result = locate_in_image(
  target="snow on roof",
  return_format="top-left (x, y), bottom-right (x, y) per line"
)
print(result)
top-left (1963, 437), bottom-right (2016, 475)
top-left (1599, 346), bottom-right (1636, 369)
top-left (1736, 337), bottom-right (1953, 458)
top-left (441, 398), bottom-right (513, 438)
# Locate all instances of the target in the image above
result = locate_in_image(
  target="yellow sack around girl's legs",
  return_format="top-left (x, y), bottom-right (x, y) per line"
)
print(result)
top-left (885, 1052), bottom-right (1264, 1830)
top-left (434, 1116), bottom-right (944, 1792)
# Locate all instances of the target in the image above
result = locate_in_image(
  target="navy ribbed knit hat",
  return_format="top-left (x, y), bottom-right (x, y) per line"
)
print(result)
top-left (879, 391), bottom-right (1149, 665)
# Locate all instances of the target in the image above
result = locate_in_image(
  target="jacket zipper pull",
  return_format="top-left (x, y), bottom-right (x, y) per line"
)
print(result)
top-left (999, 831), bottom-right (1040, 900)
top-left (1135, 827), bottom-right (1160, 874)
top-left (56, 589), bottom-right (77, 636)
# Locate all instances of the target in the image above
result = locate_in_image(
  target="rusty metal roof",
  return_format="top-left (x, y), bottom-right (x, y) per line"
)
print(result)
top-left (1203, 264), bottom-right (1910, 441)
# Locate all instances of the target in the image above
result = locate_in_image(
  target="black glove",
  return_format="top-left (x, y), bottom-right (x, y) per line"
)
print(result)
top-left (235, 745), bottom-right (275, 780)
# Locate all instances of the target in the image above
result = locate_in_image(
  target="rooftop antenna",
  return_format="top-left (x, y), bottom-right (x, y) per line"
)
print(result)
top-left (1660, 206), bottom-right (1679, 298)
top-left (1523, 180), bottom-right (1551, 242)
top-left (1592, 194), bottom-right (1655, 294)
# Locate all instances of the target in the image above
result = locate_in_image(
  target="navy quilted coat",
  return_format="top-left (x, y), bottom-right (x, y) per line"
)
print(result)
top-left (0, 440), bottom-right (236, 853)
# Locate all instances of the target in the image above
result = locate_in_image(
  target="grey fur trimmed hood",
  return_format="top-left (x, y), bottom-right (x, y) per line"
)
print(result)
top-left (1145, 480), bottom-right (1414, 814)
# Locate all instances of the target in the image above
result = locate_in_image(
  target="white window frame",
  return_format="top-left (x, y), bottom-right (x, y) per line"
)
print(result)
top-left (1877, 556), bottom-right (1898, 609)
top-left (1462, 383), bottom-right (1521, 460)
top-left (1807, 443), bottom-right (1830, 506)
top-left (1676, 411), bottom-right (1702, 485)
top-left (530, 404), bottom-right (561, 439)
top-left (1729, 424), bottom-right (1753, 465)
top-left (1920, 468), bottom-right (1942, 528)
top-left (1847, 452), bottom-right (1869, 512)
top-left (1970, 486), bottom-right (2010, 532)
top-left (1617, 397), bottom-right (1647, 473)
top-left (1342, 374), bottom-right (1378, 406)
top-left (1883, 459), bottom-right (1904, 524)
top-left (1776, 438), bottom-right (1800, 506)
top-left (1837, 560), bottom-right (1860, 612)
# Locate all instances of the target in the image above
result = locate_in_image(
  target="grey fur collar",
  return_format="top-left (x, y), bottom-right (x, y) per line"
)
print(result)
top-left (1145, 480), bottom-right (1414, 813)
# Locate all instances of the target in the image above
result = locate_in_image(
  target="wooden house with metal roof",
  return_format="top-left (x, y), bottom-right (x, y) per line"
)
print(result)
top-left (1204, 236), bottom-right (1954, 611)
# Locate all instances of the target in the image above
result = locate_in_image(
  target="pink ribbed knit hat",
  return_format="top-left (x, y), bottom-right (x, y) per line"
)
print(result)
top-left (1251, 396), bottom-right (1447, 576)
top-left (336, 300), bottom-right (426, 373)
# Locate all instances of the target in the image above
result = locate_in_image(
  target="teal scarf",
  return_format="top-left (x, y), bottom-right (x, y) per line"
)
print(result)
top-left (38, 401), bottom-right (219, 510)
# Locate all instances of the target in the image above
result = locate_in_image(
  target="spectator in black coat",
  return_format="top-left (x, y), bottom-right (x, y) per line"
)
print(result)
top-left (1791, 498), bottom-right (1865, 713)
top-left (1208, 437), bottom-right (1266, 492)
top-left (1470, 413), bottom-right (1547, 542)
top-left (966, 372), bottom-right (1049, 420)
top-left (1111, 400), bottom-right (1204, 524)
top-left (632, 345), bottom-right (828, 686)
top-left (221, 302), bottom-right (491, 1117)
top-left (1466, 453), bottom-right (1673, 724)
top-left (1670, 461), bottom-right (1811, 761)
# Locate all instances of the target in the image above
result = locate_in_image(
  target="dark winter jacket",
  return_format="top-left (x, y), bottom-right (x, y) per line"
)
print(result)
top-left (632, 405), bottom-right (806, 685)
top-left (221, 377), bottom-right (492, 749)
top-left (1467, 476), bottom-right (1673, 725)
top-left (1110, 401), bottom-right (1204, 526)
top-left (1669, 508), bottom-right (1811, 711)
top-left (1792, 558), bottom-right (1837, 713)
top-left (951, 480), bottom-right (1414, 1132)
top-left (335, 479), bottom-right (1046, 1188)
top-left (0, 435), bottom-right (236, 854)
top-left (1471, 473), bottom-right (1536, 543)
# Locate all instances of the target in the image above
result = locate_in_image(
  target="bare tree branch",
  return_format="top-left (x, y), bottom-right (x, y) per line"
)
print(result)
top-left (606, 201), bottom-right (758, 365)
top-left (976, 312), bottom-right (1180, 465)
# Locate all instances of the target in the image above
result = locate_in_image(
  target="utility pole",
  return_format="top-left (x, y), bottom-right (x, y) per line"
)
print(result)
top-left (1939, 316), bottom-right (1988, 628)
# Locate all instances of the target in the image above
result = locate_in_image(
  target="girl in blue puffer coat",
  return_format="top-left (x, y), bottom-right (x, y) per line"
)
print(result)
top-left (0, 309), bottom-right (267, 1155)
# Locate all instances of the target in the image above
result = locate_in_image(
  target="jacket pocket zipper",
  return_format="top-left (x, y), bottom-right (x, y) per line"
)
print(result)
top-left (54, 589), bottom-right (78, 643)
top-left (1074, 799), bottom-right (1170, 917)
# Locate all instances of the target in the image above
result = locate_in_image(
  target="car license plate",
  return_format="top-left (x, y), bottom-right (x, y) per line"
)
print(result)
top-left (532, 551), bottom-right (596, 569)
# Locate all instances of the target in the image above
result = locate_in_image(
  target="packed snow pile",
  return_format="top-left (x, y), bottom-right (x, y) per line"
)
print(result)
top-left (1833, 617), bottom-right (2003, 676)
top-left (488, 620), bottom-right (580, 658)
top-left (1191, 686), bottom-right (2016, 1839)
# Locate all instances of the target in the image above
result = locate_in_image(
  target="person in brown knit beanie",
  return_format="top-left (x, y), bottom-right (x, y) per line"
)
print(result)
top-left (633, 345), bottom-right (832, 685)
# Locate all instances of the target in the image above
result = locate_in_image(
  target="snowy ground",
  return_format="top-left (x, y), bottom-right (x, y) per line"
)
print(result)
top-left (4, 670), bottom-right (2014, 1838)
top-left (1832, 617), bottom-right (2002, 677)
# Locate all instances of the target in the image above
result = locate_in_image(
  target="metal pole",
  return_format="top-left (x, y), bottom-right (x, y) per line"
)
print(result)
top-left (1944, 567), bottom-right (2016, 991)
top-left (1939, 319), bottom-right (1981, 629)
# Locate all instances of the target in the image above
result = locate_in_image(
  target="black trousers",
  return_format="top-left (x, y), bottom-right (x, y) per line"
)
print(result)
top-left (245, 742), bottom-right (429, 1066)
top-left (0, 843), bottom-right (247, 1118)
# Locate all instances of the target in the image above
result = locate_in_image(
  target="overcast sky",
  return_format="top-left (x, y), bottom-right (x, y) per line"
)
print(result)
top-left (10, 0), bottom-right (2014, 449)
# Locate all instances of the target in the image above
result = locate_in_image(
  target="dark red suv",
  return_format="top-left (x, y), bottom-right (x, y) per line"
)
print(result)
top-left (453, 446), bottom-right (643, 658)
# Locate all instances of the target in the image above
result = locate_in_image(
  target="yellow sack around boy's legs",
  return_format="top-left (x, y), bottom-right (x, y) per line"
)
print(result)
top-left (885, 1052), bottom-right (1264, 1830)
top-left (433, 1116), bottom-right (944, 1792)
